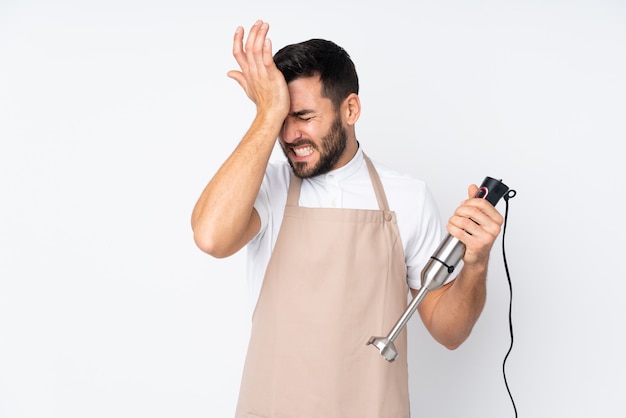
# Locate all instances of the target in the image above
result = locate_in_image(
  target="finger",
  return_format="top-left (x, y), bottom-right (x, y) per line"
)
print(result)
top-left (455, 204), bottom-right (501, 233)
top-left (251, 21), bottom-right (270, 68)
top-left (448, 212), bottom-right (498, 253)
top-left (244, 20), bottom-right (263, 61)
top-left (456, 215), bottom-right (487, 238)
top-left (231, 26), bottom-right (246, 69)
top-left (452, 199), bottom-right (502, 236)
top-left (263, 37), bottom-right (274, 67)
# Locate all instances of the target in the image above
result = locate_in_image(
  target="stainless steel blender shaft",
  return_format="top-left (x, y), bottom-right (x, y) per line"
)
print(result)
top-left (367, 235), bottom-right (466, 362)
top-left (366, 285), bottom-right (430, 362)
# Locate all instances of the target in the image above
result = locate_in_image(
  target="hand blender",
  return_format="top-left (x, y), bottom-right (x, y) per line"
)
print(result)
top-left (367, 176), bottom-right (510, 362)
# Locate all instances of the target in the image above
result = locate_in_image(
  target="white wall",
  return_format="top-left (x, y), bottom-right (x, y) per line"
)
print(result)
top-left (1, 0), bottom-right (624, 417)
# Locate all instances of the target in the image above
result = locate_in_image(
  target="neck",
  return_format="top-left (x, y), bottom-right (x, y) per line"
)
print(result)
top-left (333, 137), bottom-right (359, 171)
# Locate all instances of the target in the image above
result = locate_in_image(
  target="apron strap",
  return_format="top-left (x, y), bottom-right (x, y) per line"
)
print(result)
top-left (287, 173), bottom-right (302, 206)
top-left (363, 154), bottom-right (391, 212)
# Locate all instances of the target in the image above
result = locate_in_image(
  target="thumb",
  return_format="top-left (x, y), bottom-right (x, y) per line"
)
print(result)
top-left (227, 70), bottom-right (246, 89)
top-left (467, 184), bottom-right (479, 198)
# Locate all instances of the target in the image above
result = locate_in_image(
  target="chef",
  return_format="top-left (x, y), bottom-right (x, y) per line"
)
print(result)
top-left (191, 20), bottom-right (504, 418)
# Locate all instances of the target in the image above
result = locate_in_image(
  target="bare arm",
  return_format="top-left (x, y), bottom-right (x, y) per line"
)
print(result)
top-left (191, 21), bottom-right (290, 258)
top-left (416, 184), bottom-right (504, 349)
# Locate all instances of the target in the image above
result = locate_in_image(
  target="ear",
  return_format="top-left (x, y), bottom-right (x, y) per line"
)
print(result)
top-left (342, 93), bottom-right (361, 125)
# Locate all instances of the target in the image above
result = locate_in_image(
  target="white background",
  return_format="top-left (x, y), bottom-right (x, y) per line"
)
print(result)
top-left (1, 0), bottom-right (625, 417)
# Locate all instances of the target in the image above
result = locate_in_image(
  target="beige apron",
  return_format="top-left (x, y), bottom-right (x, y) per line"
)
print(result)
top-left (235, 155), bottom-right (410, 418)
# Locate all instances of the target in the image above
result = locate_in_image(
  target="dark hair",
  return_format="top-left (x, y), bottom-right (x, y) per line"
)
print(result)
top-left (273, 39), bottom-right (359, 110)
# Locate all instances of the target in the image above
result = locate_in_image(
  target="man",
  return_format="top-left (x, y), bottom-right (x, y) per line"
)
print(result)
top-left (192, 20), bottom-right (504, 418)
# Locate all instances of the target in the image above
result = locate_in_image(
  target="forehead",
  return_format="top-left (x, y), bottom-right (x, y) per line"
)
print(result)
top-left (287, 76), bottom-right (332, 111)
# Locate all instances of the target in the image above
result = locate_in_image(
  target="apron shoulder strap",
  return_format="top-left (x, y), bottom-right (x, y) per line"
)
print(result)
top-left (287, 173), bottom-right (302, 206)
top-left (363, 154), bottom-right (391, 212)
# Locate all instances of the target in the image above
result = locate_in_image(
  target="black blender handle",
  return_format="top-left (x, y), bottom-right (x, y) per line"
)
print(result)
top-left (475, 177), bottom-right (509, 207)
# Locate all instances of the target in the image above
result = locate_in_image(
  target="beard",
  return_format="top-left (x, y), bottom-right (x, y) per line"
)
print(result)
top-left (281, 115), bottom-right (348, 179)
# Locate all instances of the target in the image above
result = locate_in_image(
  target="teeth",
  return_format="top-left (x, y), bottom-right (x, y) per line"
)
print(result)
top-left (293, 146), bottom-right (314, 157)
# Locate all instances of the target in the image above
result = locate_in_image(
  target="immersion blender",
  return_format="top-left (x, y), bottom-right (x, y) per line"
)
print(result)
top-left (367, 176), bottom-right (510, 362)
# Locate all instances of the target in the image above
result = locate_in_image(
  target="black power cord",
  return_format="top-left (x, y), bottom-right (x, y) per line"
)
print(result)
top-left (501, 189), bottom-right (517, 417)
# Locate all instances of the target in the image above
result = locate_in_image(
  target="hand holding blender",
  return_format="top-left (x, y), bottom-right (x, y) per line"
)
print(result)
top-left (367, 177), bottom-right (510, 362)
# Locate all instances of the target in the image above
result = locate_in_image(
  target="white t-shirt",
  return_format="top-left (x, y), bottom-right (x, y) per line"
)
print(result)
top-left (247, 147), bottom-right (445, 310)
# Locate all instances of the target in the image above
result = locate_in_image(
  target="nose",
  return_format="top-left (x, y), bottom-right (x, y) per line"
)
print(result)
top-left (280, 117), bottom-right (301, 144)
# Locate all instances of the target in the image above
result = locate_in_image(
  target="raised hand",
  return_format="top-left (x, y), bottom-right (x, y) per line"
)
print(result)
top-left (227, 20), bottom-right (290, 119)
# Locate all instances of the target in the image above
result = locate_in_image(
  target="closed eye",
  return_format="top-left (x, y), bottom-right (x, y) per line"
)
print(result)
top-left (289, 110), bottom-right (315, 121)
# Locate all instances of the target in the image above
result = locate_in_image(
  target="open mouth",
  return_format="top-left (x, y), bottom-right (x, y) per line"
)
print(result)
top-left (292, 145), bottom-right (314, 157)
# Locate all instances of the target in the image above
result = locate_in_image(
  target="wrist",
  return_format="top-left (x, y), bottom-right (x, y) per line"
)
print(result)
top-left (456, 261), bottom-right (488, 287)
